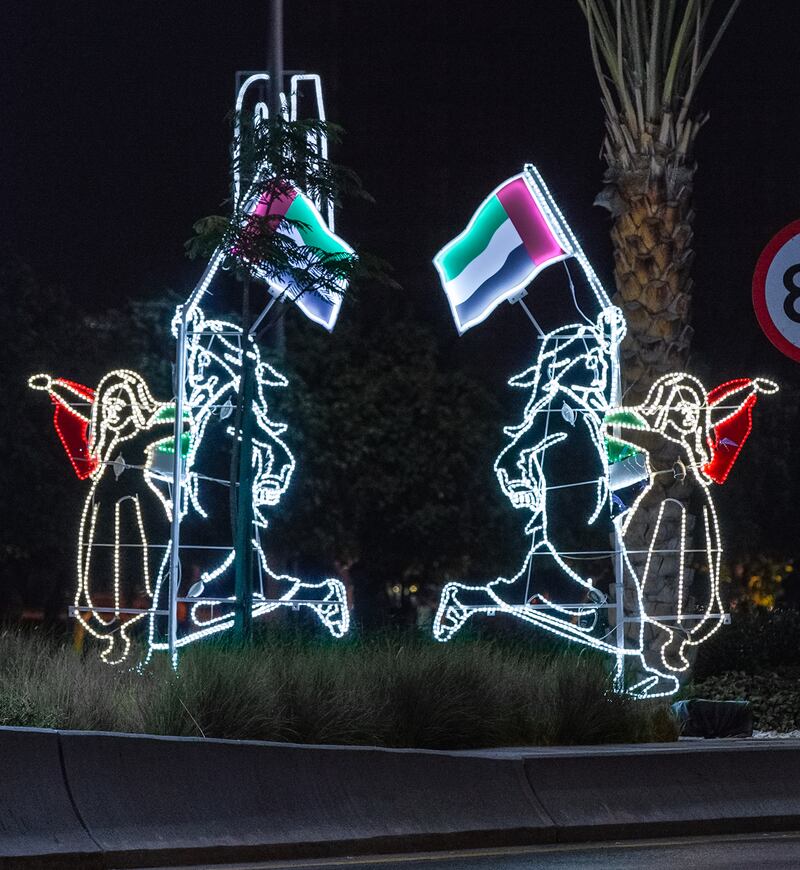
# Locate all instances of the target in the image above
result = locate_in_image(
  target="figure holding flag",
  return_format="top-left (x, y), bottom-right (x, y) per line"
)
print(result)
top-left (429, 165), bottom-right (777, 697)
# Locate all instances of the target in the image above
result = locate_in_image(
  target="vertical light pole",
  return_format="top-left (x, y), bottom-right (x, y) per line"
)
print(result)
top-left (270, 0), bottom-right (284, 112)
top-left (233, 276), bottom-right (256, 641)
top-left (167, 307), bottom-right (188, 666)
top-left (269, 0), bottom-right (286, 357)
top-left (233, 0), bottom-right (284, 642)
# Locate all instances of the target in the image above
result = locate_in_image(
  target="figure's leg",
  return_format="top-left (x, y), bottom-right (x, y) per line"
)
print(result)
top-left (619, 510), bottom-right (683, 698)
top-left (253, 575), bottom-right (350, 637)
top-left (433, 582), bottom-right (482, 641)
top-left (658, 502), bottom-right (725, 674)
top-left (626, 665), bottom-right (680, 699)
top-left (76, 492), bottom-right (135, 664)
top-left (252, 537), bottom-right (350, 637)
top-left (432, 540), bottom-right (547, 642)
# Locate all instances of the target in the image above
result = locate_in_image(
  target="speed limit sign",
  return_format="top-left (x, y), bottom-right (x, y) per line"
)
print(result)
top-left (753, 219), bottom-right (800, 362)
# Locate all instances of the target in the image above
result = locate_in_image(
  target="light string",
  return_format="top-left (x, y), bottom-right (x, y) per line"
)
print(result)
top-left (430, 165), bottom-right (777, 698)
top-left (146, 306), bottom-right (349, 661)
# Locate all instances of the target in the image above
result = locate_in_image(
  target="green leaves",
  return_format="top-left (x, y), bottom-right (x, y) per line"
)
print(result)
top-left (184, 215), bottom-right (229, 261)
top-left (578, 0), bottom-right (742, 163)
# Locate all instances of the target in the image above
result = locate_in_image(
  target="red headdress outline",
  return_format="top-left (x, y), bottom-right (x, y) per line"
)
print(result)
top-left (702, 378), bottom-right (757, 485)
top-left (48, 378), bottom-right (100, 479)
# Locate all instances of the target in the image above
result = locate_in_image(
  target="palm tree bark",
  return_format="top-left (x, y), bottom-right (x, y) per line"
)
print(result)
top-left (601, 158), bottom-right (695, 407)
top-left (578, 0), bottom-right (741, 684)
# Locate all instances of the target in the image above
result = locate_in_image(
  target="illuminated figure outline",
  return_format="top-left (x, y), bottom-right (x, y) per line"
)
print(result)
top-left (146, 307), bottom-right (349, 656)
top-left (433, 308), bottom-right (629, 653)
top-left (603, 373), bottom-right (777, 696)
top-left (29, 370), bottom-right (178, 664)
top-left (28, 73), bottom-right (352, 665)
top-left (431, 165), bottom-right (778, 697)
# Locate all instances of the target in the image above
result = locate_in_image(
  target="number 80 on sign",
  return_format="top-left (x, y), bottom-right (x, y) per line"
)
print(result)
top-left (753, 219), bottom-right (800, 363)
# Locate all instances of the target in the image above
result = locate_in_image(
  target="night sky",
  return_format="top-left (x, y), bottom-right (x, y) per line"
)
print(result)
top-left (5, 2), bottom-right (800, 387)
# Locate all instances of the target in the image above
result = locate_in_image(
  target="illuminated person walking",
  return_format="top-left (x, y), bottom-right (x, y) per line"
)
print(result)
top-left (434, 307), bottom-right (626, 648)
top-left (430, 166), bottom-right (779, 697)
top-left (146, 307), bottom-right (348, 655)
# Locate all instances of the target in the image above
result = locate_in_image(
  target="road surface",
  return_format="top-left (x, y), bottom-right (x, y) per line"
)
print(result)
top-left (138, 831), bottom-right (800, 870)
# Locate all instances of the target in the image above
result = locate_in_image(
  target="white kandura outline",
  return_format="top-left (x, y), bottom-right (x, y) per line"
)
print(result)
top-left (430, 165), bottom-right (778, 698)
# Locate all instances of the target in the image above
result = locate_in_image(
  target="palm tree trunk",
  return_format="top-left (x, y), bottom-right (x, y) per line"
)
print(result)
top-left (602, 160), bottom-right (695, 407)
top-left (601, 157), bottom-right (699, 683)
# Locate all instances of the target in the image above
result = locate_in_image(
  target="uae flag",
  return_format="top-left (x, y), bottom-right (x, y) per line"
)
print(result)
top-left (243, 182), bottom-right (355, 332)
top-left (434, 172), bottom-right (571, 334)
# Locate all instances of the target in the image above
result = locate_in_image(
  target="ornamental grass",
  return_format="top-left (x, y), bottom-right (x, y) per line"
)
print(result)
top-left (0, 626), bottom-right (676, 748)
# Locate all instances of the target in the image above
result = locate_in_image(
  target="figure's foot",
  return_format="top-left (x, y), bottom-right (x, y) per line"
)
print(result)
top-left (627, 669), bottom-right (680, 699)
top-left (311, 579), bottom-right (350, 638)
top-left (433, 583), bottom-right (472, 641)
top-left (97, 627), bottom-right (134, 666)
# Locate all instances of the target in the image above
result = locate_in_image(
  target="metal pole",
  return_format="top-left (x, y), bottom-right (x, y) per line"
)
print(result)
top-left (233, 332), bottom-right (256, 641)
top-left (167, 307), bottom-right (188, 666)
top-left (270, 0), bottom-right (284, 115)
top-left (613, 517), bottom-right (626, 692)
top-left (519, 298), bottom-right (545, 337)
top-left (269, 0), bottom-right (287, 357)
top-left (249, 294), bottom-right (277, 336)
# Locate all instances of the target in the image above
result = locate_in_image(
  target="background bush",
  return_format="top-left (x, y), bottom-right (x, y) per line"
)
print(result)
top-left (688, 608), bottom-right (800, 732)
top-left (693, 608), bottom-right (800, 680)
top-left (691, 670), bottom-right (800, 733)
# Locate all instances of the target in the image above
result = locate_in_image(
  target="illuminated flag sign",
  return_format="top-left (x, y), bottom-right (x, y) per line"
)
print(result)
top-left (243, 182), bottom-right (355, 332)
top-left (434, 172), bottom-right (572, 334)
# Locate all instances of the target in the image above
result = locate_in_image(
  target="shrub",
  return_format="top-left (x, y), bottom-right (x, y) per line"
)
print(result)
top-left (0, 628), bottom-right (677, 748)
top-left (694, 608), bottom-right (800, 679)
top-left (690, 670), bottom-right (800, 732)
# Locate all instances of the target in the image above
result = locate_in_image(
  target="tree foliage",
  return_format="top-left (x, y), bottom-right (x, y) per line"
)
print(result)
top-left (577, 0), bottom-right (741, 171)
top-left (185, 116), bottom-right (367, 309)
top-left (262, 284), bottom-right (520, 586)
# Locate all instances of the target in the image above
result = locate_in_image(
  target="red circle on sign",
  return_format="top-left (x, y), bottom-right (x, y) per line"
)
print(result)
top-left (752, 218), bottom-right (800, 363)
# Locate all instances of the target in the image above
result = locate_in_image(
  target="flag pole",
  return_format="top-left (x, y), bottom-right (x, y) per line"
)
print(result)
top-left (518, 296), bottom-right (545, 337)
top-left (167, 307), bottom-right (187, 667)
top-left (269, 0), bottom-right (286, 357)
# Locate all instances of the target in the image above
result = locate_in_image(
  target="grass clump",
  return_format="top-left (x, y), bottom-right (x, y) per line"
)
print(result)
top-left (0, 628), bottom-right (676, 748)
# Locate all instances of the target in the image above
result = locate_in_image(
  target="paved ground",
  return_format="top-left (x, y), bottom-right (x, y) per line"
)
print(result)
top-left (139, 831), bottom-right (800, 870)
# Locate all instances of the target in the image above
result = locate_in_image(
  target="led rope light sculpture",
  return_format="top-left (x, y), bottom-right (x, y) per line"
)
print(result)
top-left (603, 374), bottom-right (777, 696)
top-left (29, 370), bottom-right (181, 664)
top-left (146, 307), bottom-right (349, 657)
top-left (158, 70), bottom-right (354, 662)
top-left (29, 313), bottom-right (350, 665)
top-left (28, 71), bottom-right (353, 665)
top-left (433, 165), bottom-right (612, 336)
top-left (433, 308), bottom-right (629, 652)
top-left (431, 166), bottom-right (778, 697)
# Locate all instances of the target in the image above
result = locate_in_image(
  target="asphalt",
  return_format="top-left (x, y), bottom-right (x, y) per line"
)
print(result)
top-left (134, 832), bottom-right (800, 870)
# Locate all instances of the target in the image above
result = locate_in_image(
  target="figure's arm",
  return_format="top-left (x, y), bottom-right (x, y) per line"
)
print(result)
top-left (605, 421), bottom-right (665, 458)
top-left (28, 374), bottom-right (93, 422)
top-left (603, 414), bottom-right (687, 475)
top-left (709, 377), bottom-right (778, 427)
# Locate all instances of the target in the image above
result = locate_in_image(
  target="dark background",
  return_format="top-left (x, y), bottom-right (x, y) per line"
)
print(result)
top-left (3, 1), bottom-right (799, 617)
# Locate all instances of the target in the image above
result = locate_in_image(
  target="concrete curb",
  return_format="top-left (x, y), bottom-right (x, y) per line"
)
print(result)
top-left (0, 729), bottom-right (100, 870)
top-left (522, 740), bottom-right (800, 841)
top-left (0, 727), bottom-right (799, 868)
